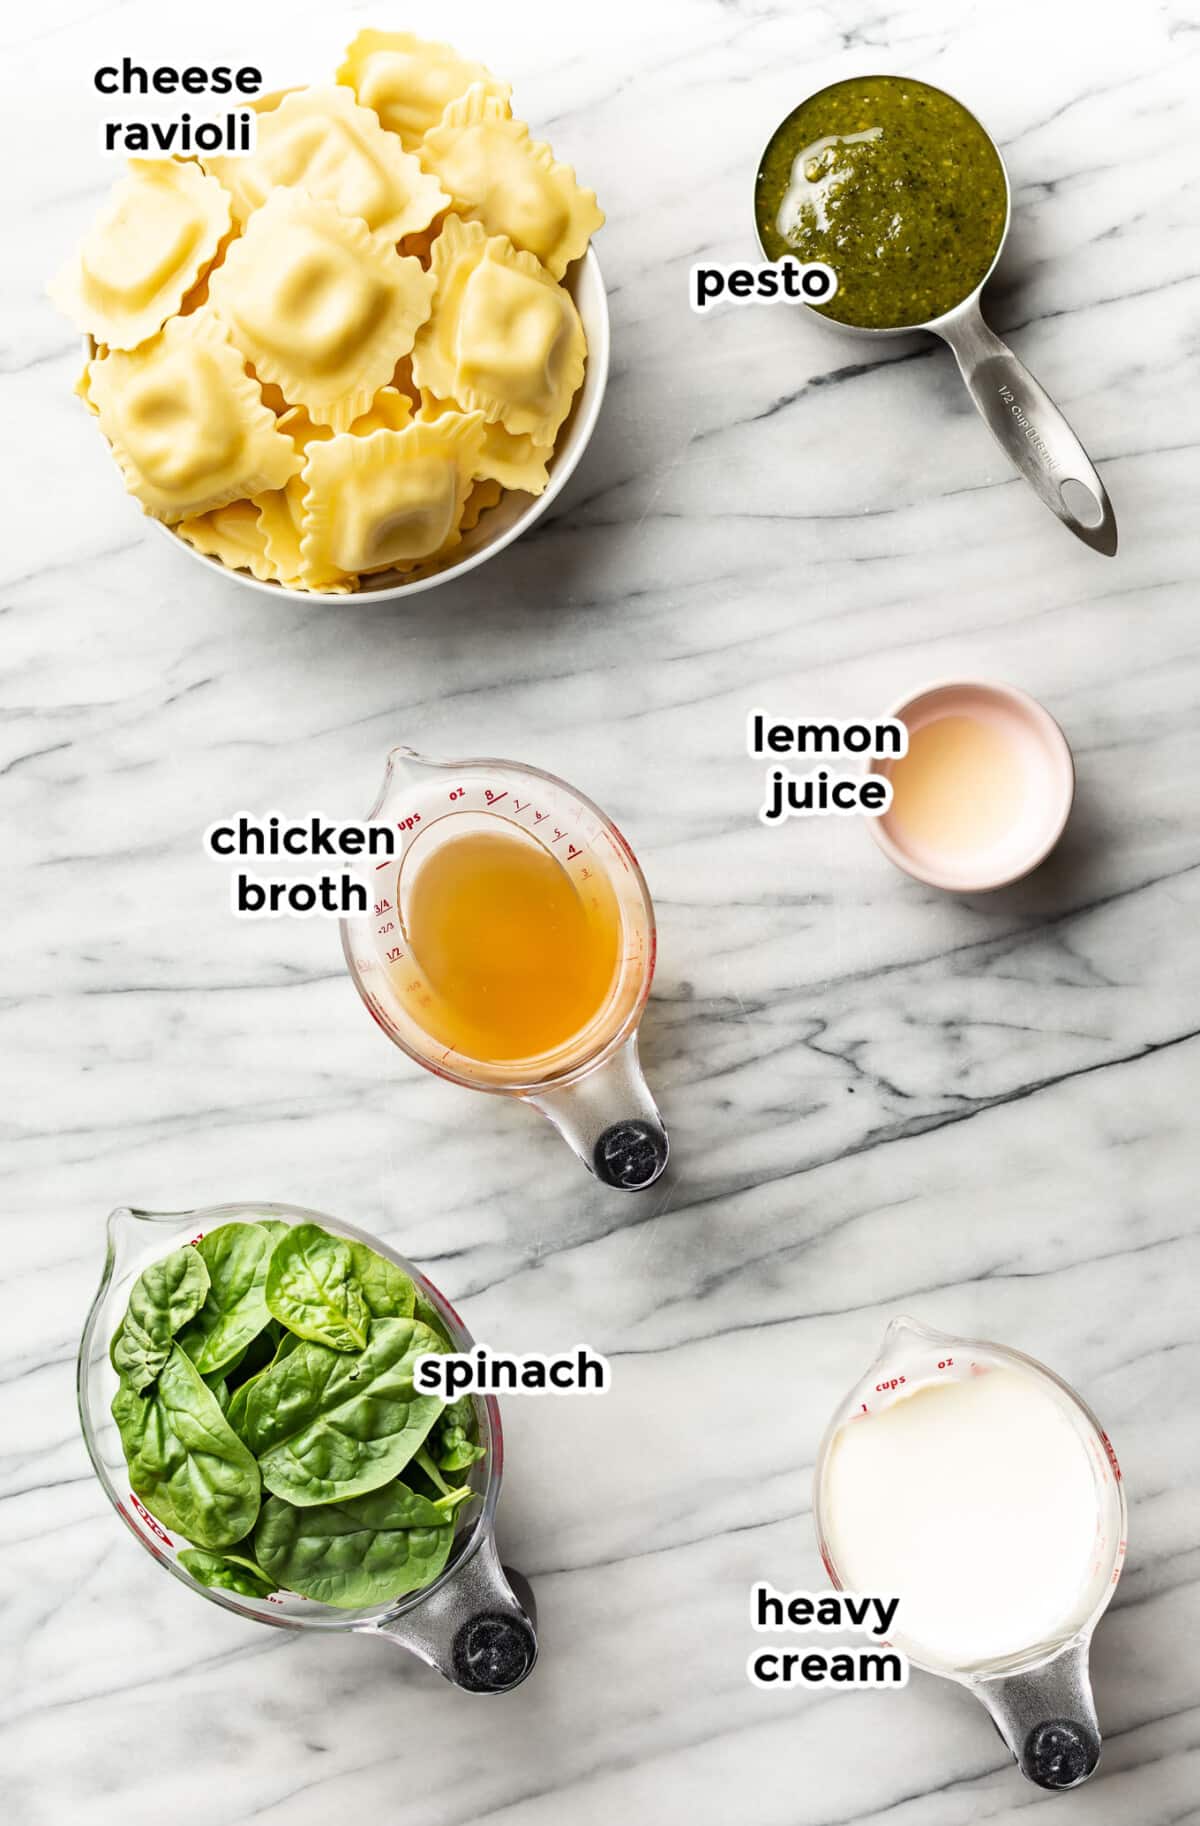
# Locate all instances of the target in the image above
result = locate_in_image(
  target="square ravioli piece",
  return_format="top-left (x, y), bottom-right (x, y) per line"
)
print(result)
top-left (177, 498), bottom-right (279, 582)
top-left (420, 85), bottom-right (603, 279)
top-left (300, 413), bottom-right (485, 586)
top-left (85, 311), bottom-right (301, 523)
top-left (203, 85), bottom-right (448, 242)
top-left (207, 189), bottom-right (436, 431)
top-left (254, 390), bottom-right (415, 589)
top-left (50, 160), bottom-right (231, 350)
top-left (337, 29), bottom-right (511, 150)
top-left (418, 392), bottom-right (552, 496)
top-left (412, 215), bottom-right (586, 446)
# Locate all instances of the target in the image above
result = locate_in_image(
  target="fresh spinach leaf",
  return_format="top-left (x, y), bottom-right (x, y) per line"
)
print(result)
top-left (178, 1546), bottom-right (276, 1598)
top-left (432, 1416), bottom-right (486, 1473)
top-left (112, 1247), bottom-right (211, 1393)
top-left (225, 1329), bottom-right (299, 1436)
top-left (346, 1241), bottom-right (416, 1319)
top-left (111, 1344), bottom-right (261, 1550)
top-left (265, 1224), bottom-right (369, 1352)
top-left (254, 1480), bottom-right (455, 1608)
top-left (410, 1444), bottom-right (476, 1519)
top-left (242, 1318), bottom-right (445, 1506)
top-left (177, 1223), bottom-right (273, 1377)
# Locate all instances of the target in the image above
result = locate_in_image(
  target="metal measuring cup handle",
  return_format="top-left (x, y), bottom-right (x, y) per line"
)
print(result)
top-left (974, 1637), bottom-right (1102, 1788)
top-left (935, 301), bottom-right (1117, 555)
top-left (370, 1534), bottom-right (538, 1694)
top-left (530, 1032), bottom-right (669, 1190)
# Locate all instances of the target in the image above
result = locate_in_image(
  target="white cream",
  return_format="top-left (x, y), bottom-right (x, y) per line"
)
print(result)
top-left (821, 1368), bottom-right (1102, 1670)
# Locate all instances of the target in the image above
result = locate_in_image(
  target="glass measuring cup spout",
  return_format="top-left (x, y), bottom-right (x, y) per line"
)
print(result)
top-left (79, 1202), bottom-right (540, 1694)
top-left (813, 1316), bottom-right (1126, 1791)
top-left (342, 748), bottom-right (669, 1191)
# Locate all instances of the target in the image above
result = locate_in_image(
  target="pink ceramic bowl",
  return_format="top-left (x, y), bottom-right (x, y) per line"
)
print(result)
top-left (866, 680), bottom-right (1075, 892)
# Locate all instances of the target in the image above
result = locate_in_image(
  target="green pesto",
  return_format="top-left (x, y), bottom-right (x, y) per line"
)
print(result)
top-left (755, 76), bottom-right (1007, 329)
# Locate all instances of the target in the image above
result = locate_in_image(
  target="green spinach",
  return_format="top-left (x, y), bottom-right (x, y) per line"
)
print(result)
top-left (178, 1223), bottom-right (273, 1377)
top-left (254, 1481), bottom-right (455, 1608)
top-left (265, 1223), bottom-right (369, 1352)
top-left (347, 1241), bottom-right (416, 1319)
top-left (110, 1220), bottom-right (483, 1612)
top-left (111, 1344), bottom-right (261, 1550)
top-left (112, 1247), bottom-right (210, 1393)
top-left (178, 1546), bottom-right (276, 1599)
top-left (242, 1317), bottom-right (445, 1505)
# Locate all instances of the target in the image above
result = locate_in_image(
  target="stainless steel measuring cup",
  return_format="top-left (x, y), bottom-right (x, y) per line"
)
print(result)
top-left (755, 79), bottom-right (1117, 554)
top-left (814, 1317), bottom-right (1126, 1789)
top-left (341, 748), bottom-right (669, 1191)
top-left (78, 1202), bottom-right (538, 1694)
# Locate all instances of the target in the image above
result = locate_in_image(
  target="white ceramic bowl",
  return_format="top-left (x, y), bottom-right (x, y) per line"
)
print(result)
top-left (118, 248), bottom-right (608, 601)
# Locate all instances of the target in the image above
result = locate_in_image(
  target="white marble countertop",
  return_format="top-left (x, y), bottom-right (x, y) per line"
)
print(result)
top-left (5, 0), bottom-right (1199, 1820)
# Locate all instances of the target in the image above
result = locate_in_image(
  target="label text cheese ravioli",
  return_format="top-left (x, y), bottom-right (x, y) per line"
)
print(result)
top-left (203, 85), bottom-right (448, 242)
top-left (207, 189), bottom-right (435, 430)
top-left (300, 413), bottom-right (485, 584)
top-left (412, 216), bottom-right (586, 445)
top-left (420, 86), bottom-right (603, 279)
top-left (337, 29), bottom-right (511, 150)
top-left (50, 160), bottom-right (230, 350)
top-left (86, 311), bottom-right (301, 523)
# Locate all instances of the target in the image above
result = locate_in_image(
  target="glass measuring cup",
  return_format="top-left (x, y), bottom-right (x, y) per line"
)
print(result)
top-left (78, 1202), bottom-right (538, 1694)
top-left (754, 78), bottom-right (1117, 555)
top-left (341, 748), bottom-right (669, 1191)
top-left (814, 1317), bottom-right (1126, 1789)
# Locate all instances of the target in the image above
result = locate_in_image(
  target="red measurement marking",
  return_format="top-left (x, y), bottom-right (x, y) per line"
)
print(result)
top-left (374, 859), bottom-right (392, 871)
top-left (130, 1493), bottom-right (173, 1546)
top-left (449, 787), bottom-right (465, 802)
top-left (1101, 1432), bottom-right (1123, 1481)
top-left (485, 789), bottom-right (508, 806)
top-left (534, 809), bottom-right (548, 823)
top-left (552, 828), bottom-right (566, 843)
top-left (514, 797), bottom-right (529, 813)
top-left (580, 866), bottom-right (592, 881)
top-left (567, 843), bottom-right (582, 860)
top-left (373, 898), bottom-right (392, 916)
top-left (386, 947), bottom-right (402, 962)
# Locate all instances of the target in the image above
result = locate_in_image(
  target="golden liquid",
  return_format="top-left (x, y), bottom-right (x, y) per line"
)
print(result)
top-left (400, 826), bottom-right (622, 1064)
top-left (888, 715), bottom-right (1022, 853)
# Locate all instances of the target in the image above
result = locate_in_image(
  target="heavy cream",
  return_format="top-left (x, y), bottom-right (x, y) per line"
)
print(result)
top-left (821, 1368), bottom-right (1103, 1670)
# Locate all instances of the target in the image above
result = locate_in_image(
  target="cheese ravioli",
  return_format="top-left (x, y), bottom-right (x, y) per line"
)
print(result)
top-left (85, 311), bottom-right (300, 522)
top-left (204, 85), bottom-right (448, 242)
top-left (51, 160), bottom-right (230, 350)
top-left (300, 413), bottom-right (485, 584)
top-left (420, 85), bottom-right (603, 279)
top-left (337, 29), bottom-right (510, 150)
top-left (207, 189), bottom-right (435, 430)
top-left (412, 215), bottom-right (585, 445)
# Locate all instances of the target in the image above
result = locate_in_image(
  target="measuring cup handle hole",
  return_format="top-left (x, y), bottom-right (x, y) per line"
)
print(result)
top-left (593, 1121), bottom-right (669, 1190)
top-left (452, 1610), bottom-right (538, 1694)
top-left (1024, 1718), bottom-right (1100, 1788)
